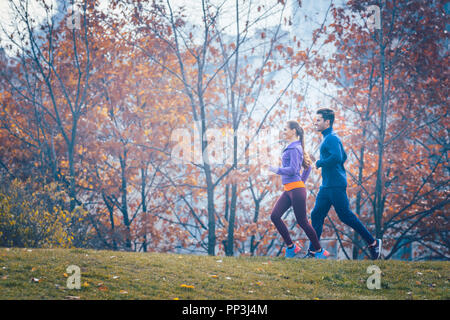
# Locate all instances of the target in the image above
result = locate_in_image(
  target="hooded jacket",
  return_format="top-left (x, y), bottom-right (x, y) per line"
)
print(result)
top-left (274, 140), bottom-right (311, 185)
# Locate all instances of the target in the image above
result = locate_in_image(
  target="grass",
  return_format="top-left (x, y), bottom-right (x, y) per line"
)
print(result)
top-left (0, 247), bottom-right (448, 300)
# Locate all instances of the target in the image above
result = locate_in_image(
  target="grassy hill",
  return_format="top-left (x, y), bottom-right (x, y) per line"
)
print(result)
top-left (0, 247), bottom-right (448, 300)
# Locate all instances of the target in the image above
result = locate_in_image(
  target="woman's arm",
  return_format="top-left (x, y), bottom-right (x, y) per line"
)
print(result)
top-left (276, 149), bottom-right (300, 176)
top-left (301, 166), bottom-right (312, 182)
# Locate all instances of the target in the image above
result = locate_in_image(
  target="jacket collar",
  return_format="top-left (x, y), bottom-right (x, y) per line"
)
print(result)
top-left (283, 140), bottom-right (301, 151)
top-left (321, 127), bottom-right (333, 137)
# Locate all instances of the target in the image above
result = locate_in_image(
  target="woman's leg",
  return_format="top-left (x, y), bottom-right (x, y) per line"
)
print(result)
top-left (270, 191), bottom-right (293, 246)
top-left (289, 188), bottom-right (322, 251)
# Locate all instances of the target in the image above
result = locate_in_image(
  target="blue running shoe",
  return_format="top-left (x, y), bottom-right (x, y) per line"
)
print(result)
top-left (314, 248), bottom-right (330, 259)
top-left (285, 243), bottom-right (301, 258)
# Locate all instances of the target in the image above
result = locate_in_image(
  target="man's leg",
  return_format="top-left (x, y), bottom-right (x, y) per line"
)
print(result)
top-left (330, 187), bottom-right (375, 245)
top-left (308, 187), bottom-right (332, 251)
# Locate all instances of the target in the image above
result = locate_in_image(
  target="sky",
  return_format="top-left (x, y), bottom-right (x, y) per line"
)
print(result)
top-left (0, 0), bottom-right (341, 124)
top-left (0, 0), bottom-right (339, 51)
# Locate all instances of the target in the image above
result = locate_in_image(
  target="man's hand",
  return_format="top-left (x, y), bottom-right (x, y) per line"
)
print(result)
top-left (315, 160), bottom-right (322, 169)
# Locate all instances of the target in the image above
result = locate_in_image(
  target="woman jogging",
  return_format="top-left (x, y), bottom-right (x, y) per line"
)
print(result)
top-left (267, 120), bottom-right (329, 259)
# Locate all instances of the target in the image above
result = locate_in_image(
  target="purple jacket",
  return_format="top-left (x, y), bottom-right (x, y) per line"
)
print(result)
top-left (275, 140), bottom-right (312, 185)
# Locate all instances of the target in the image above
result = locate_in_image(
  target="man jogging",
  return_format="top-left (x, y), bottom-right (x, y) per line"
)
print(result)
top-left (305, 108), bottom-right (382, 260)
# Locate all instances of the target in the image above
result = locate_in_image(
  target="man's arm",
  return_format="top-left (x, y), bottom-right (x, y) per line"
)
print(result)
top-left (316, 135), bottom-right (342, 168)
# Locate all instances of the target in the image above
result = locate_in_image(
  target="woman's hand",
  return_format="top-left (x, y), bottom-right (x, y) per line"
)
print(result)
top-left (268, 165), bottom-right (279, 174)
top-left (303, 153), bottom-right (314, 168)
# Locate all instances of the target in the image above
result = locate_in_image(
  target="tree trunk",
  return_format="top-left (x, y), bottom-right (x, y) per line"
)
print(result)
top-left (374, 6), bottom-right (386, 239)
top-left (120, 151), bottom-right (132, 251)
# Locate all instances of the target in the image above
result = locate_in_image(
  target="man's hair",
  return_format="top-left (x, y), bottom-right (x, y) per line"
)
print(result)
top-left (316, 108), bottom-right (335, 127)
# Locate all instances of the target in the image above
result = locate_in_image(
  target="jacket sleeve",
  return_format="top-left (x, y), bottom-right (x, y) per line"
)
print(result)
top-left (276, 148), bottom-right (300, 176)
top-left (301, 166), bottom-right (312, 182)
top-left (316, 135), bottom-right (342, 168)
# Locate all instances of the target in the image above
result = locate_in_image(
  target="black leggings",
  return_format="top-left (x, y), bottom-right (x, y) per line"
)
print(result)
top-left (270, 187), bottom-right (321, 251)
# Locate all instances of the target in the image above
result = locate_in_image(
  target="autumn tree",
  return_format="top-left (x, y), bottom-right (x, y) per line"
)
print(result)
top-left (0, 0), bottom-right (95, 213)
top-left (308, 0), bottom-right (449, 259)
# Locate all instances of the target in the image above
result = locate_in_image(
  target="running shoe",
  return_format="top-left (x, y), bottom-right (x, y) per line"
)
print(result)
top-left (302, 250), bottom-right (315, 259)
top-left (314, 248), bottom-right (330, 259)
top-left (368, 239), bottom-right (382, 260)
top-left (285, 243), bottom-right (301, 258)
top-left (302, 248), bottom-right (330, 259)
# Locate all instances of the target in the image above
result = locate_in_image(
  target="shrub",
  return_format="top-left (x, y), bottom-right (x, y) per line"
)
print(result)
top-left (0, 178), bottom-right (87, 248)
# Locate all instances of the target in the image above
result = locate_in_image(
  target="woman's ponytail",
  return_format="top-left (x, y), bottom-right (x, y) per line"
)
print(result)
top-left (287, 120), bottom-right (312, 169)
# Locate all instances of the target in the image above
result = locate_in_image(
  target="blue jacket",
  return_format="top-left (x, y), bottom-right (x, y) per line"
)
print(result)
top-left (316, 127), bottom-right (348, 188)
top-left (275, 140), bottom-right (311, 185)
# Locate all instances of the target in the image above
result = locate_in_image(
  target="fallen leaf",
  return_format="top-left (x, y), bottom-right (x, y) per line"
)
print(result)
top-left (98, 285), bottom-right (108, 291)
top-left (120, 290), bottom-right (128, 294)
top-left (31, 267), bottom-right (37, 272)
top-left (180, 284), bottom-right (195, 289)
top-left (173, 297), bottom-right (179, 300)
top-left (82, 281), bottom-right (90, 287)
top-left (63, 273), bottom-right (68, 278)
top-left (209, 274), bottom-right (218, 278)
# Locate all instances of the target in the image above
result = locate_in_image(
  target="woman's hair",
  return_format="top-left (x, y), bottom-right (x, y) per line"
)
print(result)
top-left (287, 120), bottom-right (313, 169)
